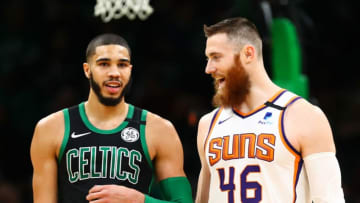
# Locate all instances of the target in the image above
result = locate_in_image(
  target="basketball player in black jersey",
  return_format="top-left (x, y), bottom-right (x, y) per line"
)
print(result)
top-left (30, 33), bottom-right (193, 203)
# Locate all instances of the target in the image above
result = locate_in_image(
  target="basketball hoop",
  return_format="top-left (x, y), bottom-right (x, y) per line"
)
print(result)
top-left (94, 0), bottom-right (153, 23)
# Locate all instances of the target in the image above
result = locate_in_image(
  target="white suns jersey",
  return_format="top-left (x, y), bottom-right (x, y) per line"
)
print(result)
top-left (204, 90), bottom-right (311, 203)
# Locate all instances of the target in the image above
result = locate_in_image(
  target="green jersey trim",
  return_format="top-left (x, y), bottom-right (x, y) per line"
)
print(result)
top-left (140, 110), bottom-right (153, 170)
top-left (59, 109), bottom-right (71, 163)
top-left (139, 109), bottom-right (156, 193)
top-left (79, 102), bottom-right (134, 134)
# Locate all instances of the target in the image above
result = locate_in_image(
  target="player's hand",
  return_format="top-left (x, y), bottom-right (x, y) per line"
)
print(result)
top-left (86, 184), bottom-right (145, 203)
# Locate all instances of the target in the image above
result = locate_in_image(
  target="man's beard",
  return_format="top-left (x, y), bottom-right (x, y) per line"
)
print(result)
top-left (212, 56), bottom-right (250, 108)
top-left (89, 73), bottom-right (131, 106)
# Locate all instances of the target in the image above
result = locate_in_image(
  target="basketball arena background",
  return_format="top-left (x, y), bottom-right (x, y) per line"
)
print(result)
top-left (0, 0), bottom-right (359, 202)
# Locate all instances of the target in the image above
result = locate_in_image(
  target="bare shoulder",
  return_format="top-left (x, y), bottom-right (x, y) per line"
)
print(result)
top-left (144, 111), bottom-right (181, 158)
top-left (285, 99), bottom-right (330, 130)
top-left (284, 98), bottom-right (335, 156)
top-left (31, 110), bottom-right (66, 156)
top-left (36, 110), bottom-right (65, 130)
top-left (145, 111), bottom-right (177, 136)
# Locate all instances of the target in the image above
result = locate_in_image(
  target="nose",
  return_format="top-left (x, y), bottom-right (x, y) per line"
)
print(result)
top-left (205, 60), bottom-right (216, 74)
top-left (108, 64), bottom-right (121, 78)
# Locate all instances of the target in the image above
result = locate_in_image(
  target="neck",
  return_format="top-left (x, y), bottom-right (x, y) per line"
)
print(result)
top-left (85, 91), bottom-right (128, 122)
top-left (238, 63), bottom-right (282, 113)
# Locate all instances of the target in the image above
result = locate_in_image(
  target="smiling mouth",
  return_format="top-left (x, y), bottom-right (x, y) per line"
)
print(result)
top-left (217, 78), bottom-right (225, 87)
top-left (105, 84), bottom-right (121, 88)
top-left (104, 80), bottom-right (122, 88)
top-left (104, 81), bottom-right (123, 94)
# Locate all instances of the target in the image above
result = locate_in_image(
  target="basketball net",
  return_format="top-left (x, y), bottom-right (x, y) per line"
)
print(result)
top-left (94, 0), bottom-right (153, 23)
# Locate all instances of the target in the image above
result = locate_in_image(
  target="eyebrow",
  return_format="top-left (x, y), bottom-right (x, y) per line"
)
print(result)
top-left (206, 52), bottom-right (221, 58)
top-left (95, 58), bottom-right (130, 63)
top-left (119, 58), bottom-right (131, 63)
top-left (208, 52), bottom-right (220, 56)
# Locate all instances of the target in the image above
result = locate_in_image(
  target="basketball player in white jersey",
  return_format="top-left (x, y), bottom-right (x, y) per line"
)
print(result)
top-left (195, 17), bottom-right (345, 203)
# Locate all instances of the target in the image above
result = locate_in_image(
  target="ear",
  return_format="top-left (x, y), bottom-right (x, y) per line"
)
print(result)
top-left (241, 45), bottom-right (256, 64)
top-left (83, 63), bottom-right (91, 79)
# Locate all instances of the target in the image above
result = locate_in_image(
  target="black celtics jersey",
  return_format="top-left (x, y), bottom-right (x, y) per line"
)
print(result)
top-left (57, 102), bottom-right (154, 203)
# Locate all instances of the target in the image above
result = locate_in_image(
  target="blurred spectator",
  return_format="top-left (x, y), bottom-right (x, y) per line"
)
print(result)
top-left (0, 182), bottom-right (21, 203)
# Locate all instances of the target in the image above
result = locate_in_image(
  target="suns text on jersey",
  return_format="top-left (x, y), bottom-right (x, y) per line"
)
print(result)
top-left (208, 133), bottom-right (275, 166)
top-left (65, 146), bottom-right (141, 184)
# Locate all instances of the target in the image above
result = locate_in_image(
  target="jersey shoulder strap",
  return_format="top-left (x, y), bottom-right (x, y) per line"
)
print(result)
top-left (265, 90), bottom-right (302, 110)
top-left (125, 105), bottom-right (147, 125)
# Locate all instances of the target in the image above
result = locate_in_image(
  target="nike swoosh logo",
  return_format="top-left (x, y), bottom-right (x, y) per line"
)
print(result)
top-left (71, 132), bottom-right (91, 138)
top-left (218, 117), bottom-right (231, 125)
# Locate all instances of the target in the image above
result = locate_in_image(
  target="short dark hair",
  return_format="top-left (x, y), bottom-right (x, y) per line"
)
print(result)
top-left (86, 33), bottom-right (131, 62)
top-left (204, 17), bottom-right (262, 56)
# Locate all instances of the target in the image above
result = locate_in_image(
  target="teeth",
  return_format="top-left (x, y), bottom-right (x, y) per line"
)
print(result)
top-left (106, 84), bottom-right (120, 87)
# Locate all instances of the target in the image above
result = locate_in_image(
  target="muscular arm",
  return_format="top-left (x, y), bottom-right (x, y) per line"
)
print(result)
top-left (30, 112), bottom-right (64, 203)
top-left (146, 112), bottom-right (186, 180)
top-left (284, 100), bottom-right (344, 202)
top-left (146, 112), bottom-right (193, 202)
top-left (284, 99), bottom-right (335, 156)
top-left (195, 112), bottom-right (213, 203)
